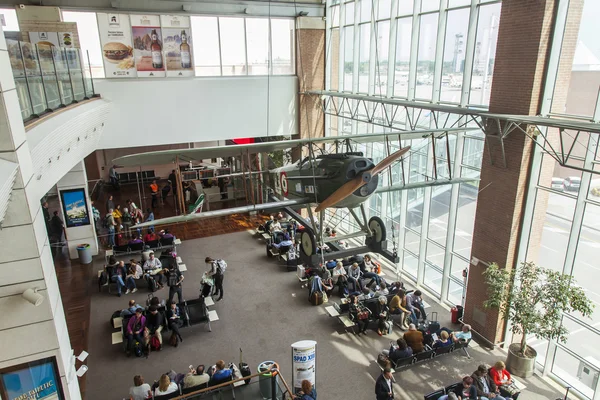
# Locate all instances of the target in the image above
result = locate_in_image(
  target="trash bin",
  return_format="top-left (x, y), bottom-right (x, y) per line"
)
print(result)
top-left (258, 361), bottom-right (279, 399)
top-left (77, 243), bottom-right (92, 265)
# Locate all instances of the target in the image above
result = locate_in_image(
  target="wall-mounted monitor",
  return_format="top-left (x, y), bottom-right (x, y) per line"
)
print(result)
top-left (0, 357), bottom-right (65, 400)
top-left (59, 188), bottom-right (90, 228)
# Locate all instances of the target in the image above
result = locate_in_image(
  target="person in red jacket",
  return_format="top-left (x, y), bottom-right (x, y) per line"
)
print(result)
top-left (489, 361), bottom-right (520, 399)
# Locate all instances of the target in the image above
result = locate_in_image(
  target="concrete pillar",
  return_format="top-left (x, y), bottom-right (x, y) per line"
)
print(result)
top-left (56, 161), bottom-right (99, 259)
top-left (0, 24), bottom-right (80, 399)
top-left (464, 0), bottom-right (584, 344)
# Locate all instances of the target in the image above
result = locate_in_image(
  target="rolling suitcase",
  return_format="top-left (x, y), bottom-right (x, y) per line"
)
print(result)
top-left (427, 312), bottom-right (440, 334)
top-left (239, 348), bottom-right (251, 385)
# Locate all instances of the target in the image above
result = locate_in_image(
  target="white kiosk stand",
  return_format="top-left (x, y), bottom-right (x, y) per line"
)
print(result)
top-left (291, 340), bottom-right (317, 394)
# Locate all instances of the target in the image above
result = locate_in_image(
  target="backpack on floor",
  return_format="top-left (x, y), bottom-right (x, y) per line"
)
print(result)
top-left (150, 336), bottom-right (161, 351)
top-left (98, 271), bottom-right (108, 290)
top-left (134, 342), bottom-right (143, 357)
top-left (147, 277), bottom-right (158, 293)
top-left (169, 332), bottom-right (178, 347)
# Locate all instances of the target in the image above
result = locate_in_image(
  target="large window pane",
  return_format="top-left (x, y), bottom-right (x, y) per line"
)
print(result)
top-left (462, 137), bottom-right (484, 168)
top-left (421, 0), bottom-right (440, 12)
top-left (424, 264), bottom-right (443, 295)
top-left (406, 187), bottom-right (425, 230)
top-left (429, 188), bottom-right (451, 245)
top-left (426, 240), bottom-right (445, 268)
top-left (192, 16), bottom-right (221, 76)
top-left (469, 3), bottom-right (501, 105)
top-left (398, 2), bottom-right (413, 16)
top-left (404, 229), bottom-right (420, 256)
top-left (416, 13), bottom-right (439, 100)
top-left (246, 18), bottom-right (269, 75)
top-left (271, 19), bottom-right (294, 75)
top-left (440, 8), bottom-right (469, 103)
top-left (62, 11), bottom-right (104, 78)
top-left (359, 0), bottom-right (372, 23)
top-left (345, 1), bottom-right (355, 25)
top-left (403, 252), bottom-right (418, 279)
top-left (377, 0), bottom-right (392, 20)
top-left (330, 28), bottom-right (340, 91)
top-left (572, 203), bottom-right (600, 324)
top-left (453, 181), bottom-right (479, 259)
top-left (344, 26), bottom-right (354, 91)
top-left (393, 17), bottom-right (412, 98)
top-left (0, 8), bottom-right (19, 31)
top-left (552, 346), bottom-right (595, 400)
top-left (447, 278), bottom-right (464, 306)
top-left (219, 17), bottom-right (246, 75)
top-left (331, 5), bottom-right (340, 27)
top-left (375, 21), bottom-right (390, 90)
top-left (358, 23), bottom-right (370, 93)
top-left (526, 190), bottom-right (576, 273)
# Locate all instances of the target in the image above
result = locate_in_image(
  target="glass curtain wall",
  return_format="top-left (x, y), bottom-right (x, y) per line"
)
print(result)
top-left (515, 1), bottom-right (600, 398)
top-left (325, 0), bottom-right (493, 306)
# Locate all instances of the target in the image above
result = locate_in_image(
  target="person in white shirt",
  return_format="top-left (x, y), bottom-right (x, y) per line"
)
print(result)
top-left (269, 219), bottom-right (282, 232)
top-left (129, 375), bottom-right (151, 400)
top-left (154, 374), bottom-right (178, 396)
top-left (143, 252), bottom-right (165, 288)
top-left (332, 262), bottom-right (348, 284)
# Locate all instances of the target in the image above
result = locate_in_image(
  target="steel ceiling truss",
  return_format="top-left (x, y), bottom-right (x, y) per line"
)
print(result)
top-left (311, 90), bottom-right (600, 175)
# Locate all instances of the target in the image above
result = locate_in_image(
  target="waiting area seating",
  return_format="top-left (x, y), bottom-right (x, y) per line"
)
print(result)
top-left (384, 339), bottom-right (472, 372)
top-left (111, 236), bottom-right (176, 256)
top-left (118, 170), bottom-right (157, 184)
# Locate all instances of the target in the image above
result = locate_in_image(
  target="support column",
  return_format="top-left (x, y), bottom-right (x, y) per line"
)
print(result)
top-left (56, 161), bottom-right (99, 259)
top-left (0, 24), bottom-right (80, 399)
top-left (464, 0), bottom-right (556, 344)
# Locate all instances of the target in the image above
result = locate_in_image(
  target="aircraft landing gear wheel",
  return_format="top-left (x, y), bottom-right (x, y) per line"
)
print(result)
top-left (367, 216), bottom-right (387, 245)
top-left (300, 231), bottom-right (316, 258)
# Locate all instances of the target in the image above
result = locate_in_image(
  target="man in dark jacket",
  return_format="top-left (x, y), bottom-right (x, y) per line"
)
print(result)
top-left (449, 376), bottom-right (478, 400)
top-left (375, 368), bottom-right (394, 400)
top-left (471, 365), bottom-right (506, 400)
top-left (145, 306), bottom-right (164, 348)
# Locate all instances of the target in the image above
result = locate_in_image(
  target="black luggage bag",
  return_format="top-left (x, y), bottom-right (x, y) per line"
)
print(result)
top-left (239, 348), bottom-right (251, 385)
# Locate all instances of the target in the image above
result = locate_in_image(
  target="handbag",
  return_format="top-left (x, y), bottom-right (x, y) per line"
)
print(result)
top-left (357, 310), bottom-right (369, 320)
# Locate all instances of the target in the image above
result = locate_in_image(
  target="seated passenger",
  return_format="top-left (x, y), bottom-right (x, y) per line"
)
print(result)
top-left (362, 254), bottom-right (382, 287)
top-left (144, 229), bottom-right (158, 243)
top-left (111, 261), bottom-right (136, 297)
top-left (126, 260), bottom-right (143, 284)
top-left (211, 360), bottom-right (233, 382)
top-left (320, 271), bottom-right (334, 296)
top-left (183, 365), bottom-right (210, 389)
top-left (325, 259), bottom-right (337, 270)
top-left (347, 263), bottom-right (364, 293)
top-left (332, 262), bottom-right (348, 285)
top-left (154, 374), bottom-right (178, 397)
top-left (490, 361), bottom-right (520, 400)
top-left (433, 330), bottom-right (453, 349)
top-left (471, 364), bottom-right (507, 400)
top-left (383, 338), bottom-right (413, 364)
top-left (143, 252), bottom-right (165, 288)
top-left (129, 375), bottom-right (152, 400)
top-left (349, 295), bottom-right (369, 335)
top-left (406, 290), bottom-right (427, 323)
top-left (294, 379), bottom-right (317, 400)
top-left (387, 281), bottom-right (405, 295)
top-left (269, 218), bottom-right (282, 232)
top-left (159, 229), bottom-right (175, 240)
top-left (128, 234), bottom-right (143, 245)
top-left (374, 282), bottom-right (389, 296)
top-left (403, 324), bottom-right (424, 353)
top-left (121, 299), bottom-right (144, 318)
top-left (167, 300), bottom-right (184, 343)
top-left (145, 306), bottom-right (164, 349)
top-left (389, 290), bottom-right (410, 330)
top-left (358, 287), bottom-right (375, 301)
top-left (439, 377), bottom-right (478, 400)
top-left (126, 308), bottom-right (145, 357)
top-left (271, 238), bottom-right (294, 249)
top-left (375, 296), bottom-right (390, 336)
top-left (452, 324), bottom-right (472, 342)
top-left (257, 215), bottom-right (274, 232)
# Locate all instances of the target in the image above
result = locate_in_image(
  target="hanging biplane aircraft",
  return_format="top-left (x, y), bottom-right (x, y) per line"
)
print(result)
top-left (113, 128), bottom-right (479, 266)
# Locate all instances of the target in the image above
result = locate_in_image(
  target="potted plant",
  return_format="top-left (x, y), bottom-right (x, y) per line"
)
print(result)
top-left (483, 261), bottom-right (594, 377)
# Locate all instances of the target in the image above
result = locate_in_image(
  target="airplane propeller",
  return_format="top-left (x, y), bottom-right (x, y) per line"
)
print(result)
top-left (314, 146), bottom-right (411, 212)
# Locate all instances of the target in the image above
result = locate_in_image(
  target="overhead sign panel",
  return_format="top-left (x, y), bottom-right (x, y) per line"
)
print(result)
top-left (160, 15), bottom-right (194, 77)
top-left (130, 14), bottom-right (166, 77)
top-left (97, 13), bottom-right (137, 78)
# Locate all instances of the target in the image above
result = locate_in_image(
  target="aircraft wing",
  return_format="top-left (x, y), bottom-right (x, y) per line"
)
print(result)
top-left (133, 198), bottom-right (311, 229)
top-left (112, 128), bottom-right (478, 167)
top-left (375, 177), bottom-right (480, 193)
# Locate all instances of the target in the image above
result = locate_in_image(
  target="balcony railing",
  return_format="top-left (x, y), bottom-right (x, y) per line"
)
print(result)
top-left (6, 40), bottom-right (97, 123)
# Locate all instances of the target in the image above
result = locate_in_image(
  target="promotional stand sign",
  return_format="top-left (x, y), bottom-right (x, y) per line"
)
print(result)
top-left (160, 15), bottom-right (194, 77)
top-left (291, 340), bottom-right (316, 393)
top-left (130, 14), bottom-right (166, 77)
top-left (29, 31), bottom-right (60, 48)
top-left (97, 13), bottom-right (137, 78)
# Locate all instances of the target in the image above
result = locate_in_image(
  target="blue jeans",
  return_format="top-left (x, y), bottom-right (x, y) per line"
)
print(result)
top-left (363, 272), bottom-right (381, 286)
top-left (108, 227), bottom-right (115, 247)
top-left (111, 275), bottom-right (135, 294)
top-left (414, 303), bottom-right (427, 321)
top-left (348, 277), bottom-right (362, 293)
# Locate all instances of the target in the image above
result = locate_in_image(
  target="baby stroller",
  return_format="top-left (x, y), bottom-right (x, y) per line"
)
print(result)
top-left (200, 273), bottom-right (214, 298)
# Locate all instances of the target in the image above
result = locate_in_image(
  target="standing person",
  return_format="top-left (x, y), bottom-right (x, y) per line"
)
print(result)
top-left (91, 201), bottom-right (100, 236)
top-left (106, 194), bottom-right (115, 214)
top-left (166, 301), bottom-right (184, 343)
top-left (106, 209), bottom-right (117, 248)
top-left (205, 257), bottom-right (226, 301)
top-left (129, 375), bottom-right (152, 400)
top-left (50, 211), bottom-right (65, 256)
top-left (149, 180), bottom-right (159, 209)
top-left (126, 308), bottom-right (145, 356)
top-left (109, 165), bottom-right (120, 190)
top-left (145, 209), bottom-right (155, 231)
top-left (121, 207), bottom-right (132, 238)
top-left (161, 181), bottom-right (172, 204)
top-left (166, 263), bottom-right (184, 304)
top-left (42, 201), bottom-right (51, 231)
top-left (375, 367), bottom-right (395, 400)
top-left (168, 170), bottom-right (177, 189)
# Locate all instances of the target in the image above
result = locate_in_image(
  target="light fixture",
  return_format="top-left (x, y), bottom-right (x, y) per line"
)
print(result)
top-left (298, 11), bottom-right (309, 16)
top-left (182, 4), bottom-right (192, 12)
top-left (76, 365), bottom-right (88, 377)
top-left (22, 288), bottom-right (44, 306)
top-left (110, 1), bottom-right (118, 8)
top-left (77, 351), bottom-right (89, 362)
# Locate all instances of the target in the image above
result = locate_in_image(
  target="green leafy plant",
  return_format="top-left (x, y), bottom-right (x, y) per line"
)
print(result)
top-left (483, 261), bottom-right (594, 356)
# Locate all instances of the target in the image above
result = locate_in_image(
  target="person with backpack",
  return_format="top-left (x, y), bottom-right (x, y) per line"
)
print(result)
top-left (105, 209), bottom-right (117, 248)
top-left (205, 257), bottom-right (226, 301)
top-left (121, 207), bottom-right (133, 238)
top-left (145, 306), bottom-right (164, 351)
top-left (166, 264), bottom-right (184, 304)
top-left (126, 308), bottom-right (146, 357)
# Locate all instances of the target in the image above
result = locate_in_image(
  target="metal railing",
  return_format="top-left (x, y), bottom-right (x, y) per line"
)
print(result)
top-left (6, 39), bottom-right (97, 123)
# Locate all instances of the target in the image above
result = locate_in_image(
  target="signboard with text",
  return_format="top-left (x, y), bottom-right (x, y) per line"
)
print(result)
top-left (97, 13), bottom-right (137, 78)
top-left (0, 357), bottom-right (64, 400)
top-left (160, 15), bottom-right (194, 77)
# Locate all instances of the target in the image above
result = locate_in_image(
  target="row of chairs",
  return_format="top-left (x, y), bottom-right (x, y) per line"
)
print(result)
top-left (118, 170), bottom-right (157, 184)
top-left (148, 373), bottom-right (236, 400)
top-left (112, 236), bottom-right (175, 255)
top-left (387, 339), bottom-right (472, 371)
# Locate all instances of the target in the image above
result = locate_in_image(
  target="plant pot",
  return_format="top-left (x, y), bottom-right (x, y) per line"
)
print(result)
top-left (506, 343), bottom-right (537, 378)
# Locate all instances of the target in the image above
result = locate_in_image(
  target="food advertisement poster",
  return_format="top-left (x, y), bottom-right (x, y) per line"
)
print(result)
top-left (160, 15), bottom-right (194, 77)
top-left (58, 32), bottom-right (74, 48)
top-left (6, 39), bottom-right (25, 77)
top-left (59, 188), bottom-right (91, 228)
top-left (0, 357), bottom-right (64, 400)
top-left (29, 31), bottom-right (60, 48)
top-left (97, 13), bottom-right (136, 78)
top-left (130, 14), bottom-right (165, 77)
top-left (291, 340), bottom-right (317, 392)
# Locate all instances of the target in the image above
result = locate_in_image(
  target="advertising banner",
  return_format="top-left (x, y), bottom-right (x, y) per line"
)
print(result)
top-left (57, 32), bottom-right (74, 48)
top-left (29, 31), bottom-right (60, 48)
top-left (59, 188), bottom-right (91, 228)
top-left (0, 358), bottom-right (64, 400)
top-left (97, 13), bottom-right (136, 78)
top-left (291, 340), bottom-right (316, 392)
top-left (130, 14), bottom-right (165, 77)
top-left (160, 15), bottom-right (194, 77)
